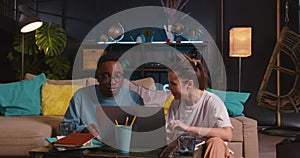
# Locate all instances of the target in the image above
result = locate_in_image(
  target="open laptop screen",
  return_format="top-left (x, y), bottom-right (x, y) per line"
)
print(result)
top-left (96, 106), bottom-right (167, 152)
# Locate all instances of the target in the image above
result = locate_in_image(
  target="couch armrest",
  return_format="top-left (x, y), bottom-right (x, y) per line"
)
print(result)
top-left (234, 116), bottom-right (259, 158)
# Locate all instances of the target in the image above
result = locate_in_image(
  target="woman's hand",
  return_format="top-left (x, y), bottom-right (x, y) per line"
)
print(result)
top-left (169, 120), bottom-right (189, 131)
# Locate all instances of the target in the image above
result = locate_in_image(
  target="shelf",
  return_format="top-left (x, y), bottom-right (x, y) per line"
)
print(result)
top-left (81, 41), bottom-right (208, 53)
top-left (82, 40), bottom-right (208, 45)
top-left (125, 68), bottom-right (169, 72)
top-left (79, 41), bottom-right (209, 90)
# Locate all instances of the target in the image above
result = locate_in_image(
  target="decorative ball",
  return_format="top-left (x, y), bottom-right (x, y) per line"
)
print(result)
top-left (173, 22), bottom-right (184, 35)
top-left (108, 23), bottom-right (124, 41)
top-left (100, 34), bottom-right (108, 42)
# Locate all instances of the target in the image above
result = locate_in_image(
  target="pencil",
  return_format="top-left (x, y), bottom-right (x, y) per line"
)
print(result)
top-left (130, 116), bottom-right (136, 126)
top-left (115, 120), bottom-right (119, 126)
top-left (125, 117), bottom-right (129, 126)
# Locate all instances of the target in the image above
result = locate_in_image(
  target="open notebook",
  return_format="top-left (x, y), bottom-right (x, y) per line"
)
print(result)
top-left (96, 106), bottom-right (167, 152)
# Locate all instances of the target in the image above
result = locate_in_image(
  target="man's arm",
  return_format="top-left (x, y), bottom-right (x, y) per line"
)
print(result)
top-left (63, 97), bottom-right (86, 133)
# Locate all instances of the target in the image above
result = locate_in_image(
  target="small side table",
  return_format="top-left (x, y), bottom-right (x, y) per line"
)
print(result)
top-left (276, 137), bottom-right (300, 158)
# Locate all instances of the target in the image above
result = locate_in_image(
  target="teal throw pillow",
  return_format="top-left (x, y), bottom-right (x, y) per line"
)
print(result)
top-left (206, 88), bottom-right (250, 117)
top-left (0, 73), bottom-right (46, 116)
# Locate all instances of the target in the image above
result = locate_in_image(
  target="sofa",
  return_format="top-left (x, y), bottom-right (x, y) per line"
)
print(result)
top-left (0, 73), bottom-right (259, 158)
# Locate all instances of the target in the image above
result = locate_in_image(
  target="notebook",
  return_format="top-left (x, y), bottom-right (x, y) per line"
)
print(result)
top-left (53, 133), bottom-right (94, 148)
top-left (96, 106), bottom-right (167, 152)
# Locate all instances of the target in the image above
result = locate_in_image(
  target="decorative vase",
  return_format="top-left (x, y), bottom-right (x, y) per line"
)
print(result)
top-left (167, 25), bottom-right (174, 43)
top-left (145, 35), bottom-right (154, 42)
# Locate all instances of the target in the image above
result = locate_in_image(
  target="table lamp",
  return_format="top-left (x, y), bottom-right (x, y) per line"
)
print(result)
top-left (229, 27), bottom-right (252, 92)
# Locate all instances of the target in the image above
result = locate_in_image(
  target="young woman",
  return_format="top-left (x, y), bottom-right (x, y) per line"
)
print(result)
top-left (166, 55), bottom-right (233, 158)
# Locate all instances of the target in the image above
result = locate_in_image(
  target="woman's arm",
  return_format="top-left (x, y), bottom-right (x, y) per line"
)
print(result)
top-left (187, 126), bottom-right (232, 142)
top-left (169, 120), bottom-right (232, 141)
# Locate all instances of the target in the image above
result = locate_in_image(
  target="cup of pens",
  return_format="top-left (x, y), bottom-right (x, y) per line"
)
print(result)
top-left (114, 116), bottom-right (136, 154)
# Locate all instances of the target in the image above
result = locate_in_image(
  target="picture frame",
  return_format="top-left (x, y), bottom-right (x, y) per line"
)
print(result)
top-left (83, 49), bottom-right (104, 70)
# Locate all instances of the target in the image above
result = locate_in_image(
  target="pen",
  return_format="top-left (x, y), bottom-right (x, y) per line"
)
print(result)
top-left (125, 117), bottom-right (129, 126)
top-left (115, 120), bottom-right (119, 126)
top-left (130, 116), bottom-right (136, 126)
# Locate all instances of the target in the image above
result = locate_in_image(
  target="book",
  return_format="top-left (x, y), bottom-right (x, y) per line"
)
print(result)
top-left (53, 133), bottom-right (95, 149)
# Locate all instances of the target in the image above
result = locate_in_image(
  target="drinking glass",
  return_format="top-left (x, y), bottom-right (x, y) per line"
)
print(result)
top-left (59, 122), bottom-right (75, 136)
top-left (177, 133), bottom-right (196, 156)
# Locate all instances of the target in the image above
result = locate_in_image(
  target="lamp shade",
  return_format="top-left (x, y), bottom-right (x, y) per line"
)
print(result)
top-left (18, 4), bottom-right (43, 33)
top-left (229, 27), bottom-right (252, 57)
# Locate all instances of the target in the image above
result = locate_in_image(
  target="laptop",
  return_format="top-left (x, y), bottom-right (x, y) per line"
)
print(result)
top-left (96, 106), bottom-right (167, 152)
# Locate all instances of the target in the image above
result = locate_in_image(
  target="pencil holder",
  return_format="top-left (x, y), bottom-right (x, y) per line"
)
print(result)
top-left (115, 125), bottom-right (132, 154)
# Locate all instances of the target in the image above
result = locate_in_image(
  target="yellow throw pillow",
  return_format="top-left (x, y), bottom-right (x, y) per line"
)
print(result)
top-left (163, 95), bottom-right (174, 115)
top-left (41, 83), bottom-right (83, 116)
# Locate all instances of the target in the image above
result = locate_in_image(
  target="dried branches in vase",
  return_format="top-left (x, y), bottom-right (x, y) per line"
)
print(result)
top-left (161, 0), bottom-right (190, 25)
top-left (161, 0), bottom-right (190, 43)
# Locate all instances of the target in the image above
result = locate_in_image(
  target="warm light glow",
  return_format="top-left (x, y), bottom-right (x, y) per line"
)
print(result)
top-left (229, 27), bottom-right (252, 57)
top-left (20, 21), bottom-right (43, 33)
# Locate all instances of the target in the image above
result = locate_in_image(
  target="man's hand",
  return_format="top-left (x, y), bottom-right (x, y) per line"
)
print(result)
top-left (86, 123), bottom-right (102, 142)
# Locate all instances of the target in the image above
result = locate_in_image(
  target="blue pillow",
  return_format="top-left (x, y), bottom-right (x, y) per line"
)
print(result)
top-left (206, 88), bottom-right (250, 117)
top-left (0, 73), bottom-right (46, 116)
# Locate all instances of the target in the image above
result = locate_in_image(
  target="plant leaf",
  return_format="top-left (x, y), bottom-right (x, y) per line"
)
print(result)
top-left (13, 33), bottom-right (39, 55)
top-left (44, 55), bottom-right (70, 79)
top-left (35, 22), bottom-right (67, 56)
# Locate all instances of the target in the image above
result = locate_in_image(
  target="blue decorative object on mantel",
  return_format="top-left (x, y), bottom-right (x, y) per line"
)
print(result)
top-left (140, 34), bottom-right (146, 43)
top-left (142, 29), bottom-right (154, 42)
top-left (144, 35), bottom-right (154, 43)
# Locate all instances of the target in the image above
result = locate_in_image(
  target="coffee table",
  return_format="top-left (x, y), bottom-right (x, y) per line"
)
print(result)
top-left (29, 145), bottom-right (164, 158)
top-left (29, 145), bottom-right (85, 158)
top-left (29, 141), bottom-right (203, 158)
top-left (83, 146), bottom-right (163, 158)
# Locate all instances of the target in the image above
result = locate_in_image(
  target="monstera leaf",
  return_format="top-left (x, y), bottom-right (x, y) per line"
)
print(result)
top-left (13, 32), bottom-right (39, 55)
top-left (45, 55), bottom-right (70, 80)
top-left (35, 22), bottom-right (67, 56)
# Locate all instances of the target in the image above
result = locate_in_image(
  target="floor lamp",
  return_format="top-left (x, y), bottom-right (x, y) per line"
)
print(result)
top-left (18, 4), bottom-right (43, 79)
top-left (229, 27), bottom-right (252, 92)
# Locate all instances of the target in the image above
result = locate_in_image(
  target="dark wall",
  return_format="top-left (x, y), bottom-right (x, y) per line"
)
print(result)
top-left (223, 0), bottom-right (300, 127)
top-left (0, 14), bottom-right (17, 83)
top-left (1, 0), bottom-right (299, 127)
top-left (224, 0), bottom-right (278, 124)
top-left (0, 29), bottom-right (15, 83)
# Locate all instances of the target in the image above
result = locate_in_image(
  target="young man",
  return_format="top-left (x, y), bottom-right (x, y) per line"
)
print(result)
top-left (63, 47), bottom-right (144, 133)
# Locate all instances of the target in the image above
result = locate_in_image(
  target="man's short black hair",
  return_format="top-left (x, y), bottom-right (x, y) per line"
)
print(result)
top-left (97, 44), bottom-right (128, 68)
top-left (97, 52), bottom-right (119, 68)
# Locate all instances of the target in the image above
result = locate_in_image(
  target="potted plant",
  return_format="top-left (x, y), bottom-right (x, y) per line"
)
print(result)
top-left (8, 22), bottom-right (70, 79)
top-left (142, 29), bottom-right (154, 42)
